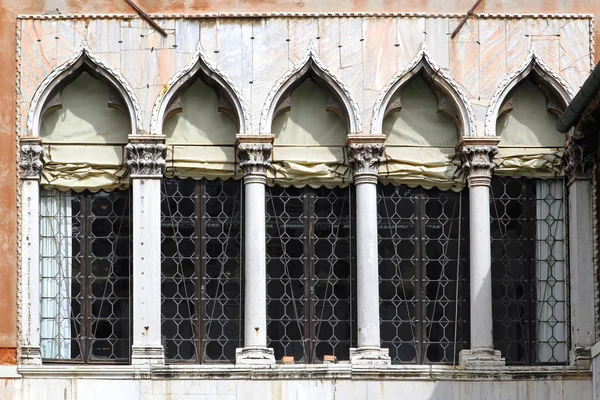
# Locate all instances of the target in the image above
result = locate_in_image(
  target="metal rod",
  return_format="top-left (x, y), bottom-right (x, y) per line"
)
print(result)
top-left (124, 0), bottom-right (168, 37)
top-left (450, 0), bottom-right (483, 39)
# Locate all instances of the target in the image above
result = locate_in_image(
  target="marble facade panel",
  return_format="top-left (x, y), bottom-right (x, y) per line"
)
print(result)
top-left (339, 17), bottom-right (363, 116)
top-left (20, 19), bottom-right (55, 103)
top-left (396, 17), bottom-right (425, 69)
top-left (479, 19), bottom-right (506, 101)
top-left (199, 19), bottom-right (218, 66)
top-left (288, 18), bottom-right (318, 66)
top-left (318, 18), bottom-right (341, 71)
top-left (450, 41), bottom-right (479, 99)
top-left (217, 21), bottom-right (243, 89)
top-left (532, 36), bottom-right (560, 73)
top-left (88, 19), bottom-right (121, 53)
top-left (560, 20), bottom-right (591, 91)
top-left (425, 17), bottom-right (449, 69)
top-left (505, 19), bottom-right (529, 74)
top-left (175, 19), bottom-right (200, 54)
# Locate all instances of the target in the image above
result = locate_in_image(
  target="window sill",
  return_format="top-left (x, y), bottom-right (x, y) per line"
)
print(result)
top-left (15, 363), bottom-right (592, 381)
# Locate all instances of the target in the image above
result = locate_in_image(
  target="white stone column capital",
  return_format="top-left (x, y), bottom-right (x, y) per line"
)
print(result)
top-left (126, 136), bottom-right (167, 178)
top-left (458, 138), bottom-right (499, 187)
top-left (347, 135), bottom-right (386, 180)
top-left (564, 138), bottom-right (594, 185)
top-left (19, 138), bottom-right (44, 180)
top-left (236, 134), bottom-right (274, 181)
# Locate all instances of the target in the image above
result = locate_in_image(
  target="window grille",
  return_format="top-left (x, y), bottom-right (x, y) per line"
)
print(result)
top-left (491, 177), bottom-right (569, 365)
top-left (40, 189), bottom-right (131, 363)
top-left (266, 185), bottom-right (355, 363)
top-left (161, 178), bottom-right (243, 363)
top-left (377, 184), bottom-right (469, 364)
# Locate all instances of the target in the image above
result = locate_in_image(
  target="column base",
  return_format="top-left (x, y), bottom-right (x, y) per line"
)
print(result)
top-left (570, 346), bottom-right (592, 369)
top-left (235, 347), bottom-right (275, 365)
top-left (131, 345), bottom-right (165, 365)
top-left (19, 346), bottom-right (42, 365)
top-left (350, 347), bottom-right (391, 365)
top-left (459, 348), bottom-right (505, 369)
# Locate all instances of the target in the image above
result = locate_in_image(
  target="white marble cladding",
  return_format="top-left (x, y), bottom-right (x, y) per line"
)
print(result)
top-left (17, 15), bottom-right (592, 136)
top-left (0, 370), bottom-right (593, 400)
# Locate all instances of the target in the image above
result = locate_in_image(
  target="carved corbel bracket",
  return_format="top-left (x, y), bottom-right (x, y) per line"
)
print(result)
top-left (236, 134), bottom-right (274, 181)
top-left (19, 137), bottom-right (44, 180)
top-left (457, 137), bottom-right (500, 187)
top-left (126, 135), bottom-right (167, 177)
top-left (564, 137), bottom-right (595, 184)
top-left (347, 134), bottom-right (386, 183)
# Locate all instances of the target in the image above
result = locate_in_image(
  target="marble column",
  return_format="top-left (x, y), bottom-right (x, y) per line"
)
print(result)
top-left (18, 138), bottom-right (44, 365)
top-left (347, 135), bottom-right (390, 365)
top-left (126, 137), bottom-right (166, 365)
top-left (235, 135), bottom-right (275, 365)
top-left (458, 137), bottom-right (504, 369)
top-left (565, 140), bottom-right (596, 368)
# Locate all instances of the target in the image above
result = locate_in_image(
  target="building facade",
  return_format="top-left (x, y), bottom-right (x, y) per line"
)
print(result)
top-left (1, 1), bottom-right (600, 399)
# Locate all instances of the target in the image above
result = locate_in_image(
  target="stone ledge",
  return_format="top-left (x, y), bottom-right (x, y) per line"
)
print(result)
top-left (16, 364), bottom-right (592, 381)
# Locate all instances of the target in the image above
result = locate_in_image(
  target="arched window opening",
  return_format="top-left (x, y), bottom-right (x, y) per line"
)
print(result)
top-left (160, 178), bottom-right (243, 363)
top-left (40, 71), bottom-right (130, 144)
top-left (380, 74), bottom-right (462, 191)
top-left (270, 76), bottom-right (350, 187)
top-left (40, 189), bottom-right (131, 363)
top-left (266, 185), bottom-right (355, 363)
top-left (491, 74), bottom-right (569, 366)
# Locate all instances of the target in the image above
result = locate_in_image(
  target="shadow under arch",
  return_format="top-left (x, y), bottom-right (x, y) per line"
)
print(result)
top-left (151, 44), bottom-right (250, 136)
top-left (371, 44), bottom-right (476, 138)
top-left (259, 44), bottom-right (362, 136)
top-left (485, 49), bottom-right (574, 138)
top-left (27, 45), bottom-right (142, 138)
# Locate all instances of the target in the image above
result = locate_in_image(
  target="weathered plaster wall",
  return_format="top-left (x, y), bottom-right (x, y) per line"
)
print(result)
top-left (0, 0), bottom-right (598, 363)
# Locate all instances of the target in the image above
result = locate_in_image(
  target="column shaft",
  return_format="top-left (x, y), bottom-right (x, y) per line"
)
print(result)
top-left (355, 179), bottom-right (380, 348)
top-left (243, 178), bottom-right (268, 347)
top-left (469, 184), bottom-right (493, 350)
top-left (131, 177), bottom-right (164, 364)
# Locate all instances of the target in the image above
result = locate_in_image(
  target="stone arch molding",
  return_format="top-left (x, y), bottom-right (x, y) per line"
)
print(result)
top-left (371, 43), bottom-right (476, 137)
top-left (485, 48), bottom-right (574, 137)
top-left (150, 43), bottom-right (251, 136)
top-left (259, 43), bottom-right (362, 135)
top-left (26, 42), bottom-right (142, 137)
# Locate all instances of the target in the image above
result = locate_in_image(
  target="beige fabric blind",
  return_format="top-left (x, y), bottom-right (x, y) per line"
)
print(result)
top-left (41, 145), bottom-right (128, 192)
top-left (495, 79), bottom-right (566, 178)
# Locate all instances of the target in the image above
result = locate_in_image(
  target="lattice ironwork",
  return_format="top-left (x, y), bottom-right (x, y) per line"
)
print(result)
top-left (266, 185), bottom-right (354, 363)
top-left (377, 184), bottom-right (468, 364)
top-left (161, 178), bottom-right (243, 363)
top-left (40, 189), bottom-right (131, 363)
top-left (490, 177), bottom-right (569, 365)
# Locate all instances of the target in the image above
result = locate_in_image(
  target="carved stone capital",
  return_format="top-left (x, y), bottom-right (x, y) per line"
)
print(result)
top-left (19, 138), bottom-right (44, 180)
top-left (126, 137), bottom-right (166, 177)
top-left (564, 139), bottom-right (594, 184)
top-left (236, 135), bottom-right (274, 180)
top-left (347, 135), bottom-right (386, 180)
top-left (458, 137), bottom-right (500, 187)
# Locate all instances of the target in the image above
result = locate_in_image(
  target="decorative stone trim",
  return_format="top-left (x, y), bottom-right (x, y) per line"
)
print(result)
top-left (564, 139), bottom-right (594, 184)
top-left (371, 43), bottom-right (477, 137)
top-left (235, 347), bottom-right (275, 366)
top-left (150, 41), bottom-right (251, 136)
top-left (459, 349), bottom-right (505, 369)
top-left (485, 48), bottom-right (574, 137)
top-left (19, 139), bottom-right (43, 180)
top-left (26, 42), bottom-right (143, 137)
top-left (347, 135), bottom-right (386, 178)
top-left (16, 13), bottom-right (595, 20)
top-left (19, 346), bottom-right (42, 366)
top-left (350, 347), bottom-right (391, 365)
top-left (126, 137), bottom-right (167, 177)
top-left (458, 137), bottom-right (500, 187)
top-left (259, 42), bottom-right (361, 135)
top-left (131, 346), bottom-right (166, 366)
top-left (236, 135), bottom-right (274, 178)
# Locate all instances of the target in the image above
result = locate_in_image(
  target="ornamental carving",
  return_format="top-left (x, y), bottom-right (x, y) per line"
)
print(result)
top-left (347, 143), bottom-right (385, 176)
top-left (126, 143), bottom-right (167, 176)
top-left (236, 142), bottom-right (272, 176)
top-left (564, 140), bottom-right (594, 182)
top-left (460, 145), bottom-right (498, 186)
top-left (19, 144), bottom-right (44, 179)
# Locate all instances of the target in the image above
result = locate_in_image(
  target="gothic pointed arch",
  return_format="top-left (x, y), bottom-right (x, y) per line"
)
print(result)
top-left (150, 44), bottom-right (250, 136)
top-left (26, 44), bottom-right (142, 138)
top-left (485, 49), bottom-right (574, 137)
top-left (371, 44), bottom-right (476, 137)
top-left (259, 44), bottom-right (362, 135)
